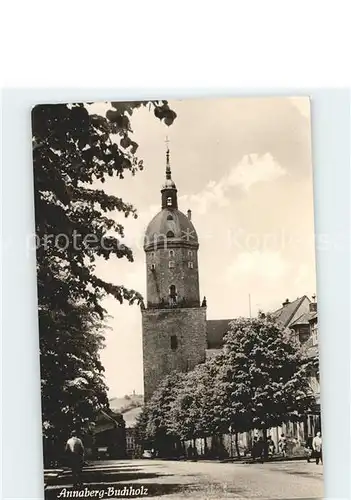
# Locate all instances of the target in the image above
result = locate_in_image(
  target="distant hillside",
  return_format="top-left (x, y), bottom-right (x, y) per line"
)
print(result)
top-left (109, 393), bottom-right (144, 414)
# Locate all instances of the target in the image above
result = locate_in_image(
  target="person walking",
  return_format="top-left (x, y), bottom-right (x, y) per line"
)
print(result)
top-left (312, 431), bottom-right (322, 465)
top-left (267, 435), bottom-right (276, 458)
top-left (305, 436), bottom-right (313, 463)
top-left (187, 444), bottom-right (192, 459)
top-left (278, 434), bottom-right (287, 458)
top-left (65, 430), bottom-right (85, 487)
top-left (251, 436), bottom-right (259, 462)
top-left (257, 436), bottom-right (265, 463)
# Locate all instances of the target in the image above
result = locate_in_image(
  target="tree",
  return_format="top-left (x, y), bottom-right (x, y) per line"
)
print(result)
top-left (216, 316), bottom-right (315, 443)
top-left (41, 301), bottom-right (109, 465)
top-left (135, 372), bottom-right (185, 457)
top-left (169, 359), bottom-right (223, 449)
top-left (32, 100), bottom-right (177, 316)
top-left (32, 100), bottom-right (177, 453)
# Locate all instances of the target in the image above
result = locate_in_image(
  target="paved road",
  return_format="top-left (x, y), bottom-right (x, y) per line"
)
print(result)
top-left (45, 459), bottom-right (323, 499)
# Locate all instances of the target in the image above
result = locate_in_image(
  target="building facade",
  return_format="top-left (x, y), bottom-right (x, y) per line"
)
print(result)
top-left (289, 296), bottom-right (321, 437)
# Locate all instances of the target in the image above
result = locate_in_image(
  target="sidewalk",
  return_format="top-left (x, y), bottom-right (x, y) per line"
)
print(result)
top-left (155, 453), bottom-right (310, 464)
top-left (221, 454), bottom-right (310, 464)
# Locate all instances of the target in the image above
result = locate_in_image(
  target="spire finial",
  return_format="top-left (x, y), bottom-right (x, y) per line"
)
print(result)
top-left (165, 136), bottom-right (171, 179)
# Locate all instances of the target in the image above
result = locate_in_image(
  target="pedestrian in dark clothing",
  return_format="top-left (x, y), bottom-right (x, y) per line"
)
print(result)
top-left (65, 431), bottom-right (85, 487)
top-left (257, 437), bottom-right (265, 463)
top-left (251, 437), bottom-right (259, 461)
top-left (267, 436), bottom-right (276, 458)
top-left (278, 433), bottom-right (287, 458)
top-left (305, 436), bottom-right (313, 463)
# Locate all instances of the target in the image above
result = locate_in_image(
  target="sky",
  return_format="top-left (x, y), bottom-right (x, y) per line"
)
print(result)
top-left (88, 96), bottom-right (316, 398)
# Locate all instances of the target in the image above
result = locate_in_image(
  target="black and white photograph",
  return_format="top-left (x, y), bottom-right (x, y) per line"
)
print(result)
top-left (32, 96), bottom-right (323, 499)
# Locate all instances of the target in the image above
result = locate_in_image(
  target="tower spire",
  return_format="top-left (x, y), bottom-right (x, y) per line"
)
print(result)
top-left (165, 136), bottom-right (171, 180)
top-left (161, 136), bottom-right (177, 209)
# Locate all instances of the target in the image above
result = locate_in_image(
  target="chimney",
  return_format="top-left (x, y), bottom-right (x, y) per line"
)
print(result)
top-left (309, 295), bottom-right (317, 313)
top-left (282, 298), bottom-right (290, 307)
top-left (187, 209), bottom-right (192, 221)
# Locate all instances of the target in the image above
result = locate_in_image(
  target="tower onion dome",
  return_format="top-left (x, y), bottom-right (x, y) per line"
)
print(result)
top-left (144, 143), bottom-right (198, 251)
top-left (144, 208), bottom-right (198, 251)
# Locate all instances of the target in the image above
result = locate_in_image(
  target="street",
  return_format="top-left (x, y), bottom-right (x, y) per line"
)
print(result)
top-left (45, 459), bottom-right (323, 499)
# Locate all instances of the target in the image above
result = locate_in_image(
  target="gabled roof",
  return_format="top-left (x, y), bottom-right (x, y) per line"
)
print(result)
top-left (290, 312), bottom-right (311, 327)
top-left (290, 310), bottom-right (318, 328)
top-left (206, 319), bottom-right (234, 349)
top-left (271, 296), bottom-right (310, 327)
top-left (94, 410), bottom-right (124, 434)
top-left (206, 296), bottom-right (312, 349)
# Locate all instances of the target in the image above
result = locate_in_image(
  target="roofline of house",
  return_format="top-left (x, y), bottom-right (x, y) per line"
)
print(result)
top-left (273, 295), bottom-right (310, 326)
top-left (287, 295), bottom-right (311, 326)
top-left (100, 409), bottom-right (119, 427)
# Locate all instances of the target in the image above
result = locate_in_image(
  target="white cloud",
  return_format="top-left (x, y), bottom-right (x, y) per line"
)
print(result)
top-left (179, 153), bottom-right (286, 216)
top-left (228, 250), bottom-right (289, 281)
top-left (227, 153), bottom-right (286, 191)
top-left (180, 180), bottom-right (229, 215)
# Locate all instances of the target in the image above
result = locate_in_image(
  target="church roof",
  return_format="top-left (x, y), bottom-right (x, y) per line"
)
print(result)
top-left (206, 319), bottom-right (234, 349)
top-left (144, 208), bottom-right (198, 249)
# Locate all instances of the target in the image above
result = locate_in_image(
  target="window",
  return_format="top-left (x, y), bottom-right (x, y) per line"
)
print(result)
top-left (169, 285), bottom-right (177, 306)
top-left (167, 214), bottom-right (173, 221)
top-left (151, 264), bottom-right (156, 271)
top-left (311, 323), bottom-right (318, 345)
top-left (188, 250), bottom-right (193, 258)
top-left (166, 231), bottom-right (174, 238)
top-left (167, 197), bottom-right (172, 206)
top-left (188, 261), bottom-right (194, 269)
top-left (170, 335), bottom-right (178, 350)
top-left (150, 252), bottom-right (155, 259)
top-left (169, 261), bottom-right (175, 269)
top-left (169, 250), bottom-right (174, 257)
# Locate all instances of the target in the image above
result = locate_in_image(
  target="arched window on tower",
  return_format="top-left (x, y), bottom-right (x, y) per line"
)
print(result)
top-left (167, 197), bottom-right (172, 207)
top-left (188, 250), bottom-right (193, 258)
top-left (169, 249), bottom-right (174, 257)
top-left (167, 214), bottom-right (173, 221)
top-left (188, 262), bottom-right (194, 269)
top-left (166, 231), bottom-right (174, 238)
top-left (169, 285), bottom-right (177, 305)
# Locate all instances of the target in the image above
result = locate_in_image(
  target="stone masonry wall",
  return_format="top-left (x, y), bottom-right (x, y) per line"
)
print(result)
top-left (146, 245), bottom-right (200, 307)
top-left (142, 306), bottom-right (207, 401)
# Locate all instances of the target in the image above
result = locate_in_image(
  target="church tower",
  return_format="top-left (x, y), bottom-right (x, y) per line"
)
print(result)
top-left (141, 143), bottom-right (207, 401)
